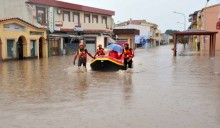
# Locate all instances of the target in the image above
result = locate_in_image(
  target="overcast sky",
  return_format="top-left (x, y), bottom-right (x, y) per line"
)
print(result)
top-left (59, 0), bottom-right (220, 32)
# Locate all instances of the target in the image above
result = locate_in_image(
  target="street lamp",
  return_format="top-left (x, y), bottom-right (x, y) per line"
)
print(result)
top-left (173, 11), bottom-right (186, 30)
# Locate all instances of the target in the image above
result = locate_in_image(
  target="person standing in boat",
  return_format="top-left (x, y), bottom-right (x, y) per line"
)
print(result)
top-left (73, 43), bottom-right (94, 69)
top-left (94, 44), bottom-right (105, 57)
top-left (120, 43), bottom-right (134, 70)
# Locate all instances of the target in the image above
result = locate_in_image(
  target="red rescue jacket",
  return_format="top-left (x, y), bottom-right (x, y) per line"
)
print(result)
top-left (123, 48), bottom-right (134, 59)
top-left (78, 49), bottom-right (87, 59)
top-left (97, 48), bottom-right (105, 56)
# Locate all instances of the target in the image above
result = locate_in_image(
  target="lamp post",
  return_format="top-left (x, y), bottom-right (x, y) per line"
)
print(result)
top-left (173, 11), bottom-right (186, 31)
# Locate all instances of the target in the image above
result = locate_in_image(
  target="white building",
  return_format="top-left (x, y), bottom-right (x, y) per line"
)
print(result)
top-left (0, 0), bottom-right (115, 55)
top-left (115, 20), bottom-right (161, 47)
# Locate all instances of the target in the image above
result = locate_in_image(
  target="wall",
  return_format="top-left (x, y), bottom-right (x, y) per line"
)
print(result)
top-left (201, 4), bottom-right (220, 51)
top-left (43, 6), bottom-right (113, 31)
top-left (117, 34), bottom-right (135, 49)
top-left (0, 0), bottom-right (33, 24)
top-left (115, 24), bottom-right (151, 36)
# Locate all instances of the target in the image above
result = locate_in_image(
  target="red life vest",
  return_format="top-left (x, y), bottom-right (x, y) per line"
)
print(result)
top-left (123, 48), bottom-right (133, 59)
top-left (78, 49), bottom-right (87, 59)
top-left (97, 48), bottom-right (105, 56)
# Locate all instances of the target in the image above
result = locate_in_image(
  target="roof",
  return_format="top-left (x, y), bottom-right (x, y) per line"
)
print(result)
top-left (117, 19), bottom-right (158, 27)
top-left (0, 17), bottom-right (44, 29)
top-left (174, 30), bottom-right (218, 35)
top-left (129, 20), bottom-right (146, 25)
top-left (113, 29), bottom-right (140, 35)
top-left (27, 0), bottom-right (115, 16)
top-left (202, 3), bottom-right (220, 11)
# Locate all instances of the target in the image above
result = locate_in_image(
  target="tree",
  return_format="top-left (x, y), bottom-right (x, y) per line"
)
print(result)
top-left (165, 29), bottom-right (180, 36)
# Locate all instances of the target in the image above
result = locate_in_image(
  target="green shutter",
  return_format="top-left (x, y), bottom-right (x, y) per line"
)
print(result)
top-left (7, 40), bottom-right (14, 58)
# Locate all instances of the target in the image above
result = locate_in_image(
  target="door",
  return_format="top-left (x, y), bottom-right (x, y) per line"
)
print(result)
top-left (85, 37), bottom-right (96, 53)
top-left (17, 37), bottom-right (23, 60)
top-left (39, 38), bottom-right (43, 58)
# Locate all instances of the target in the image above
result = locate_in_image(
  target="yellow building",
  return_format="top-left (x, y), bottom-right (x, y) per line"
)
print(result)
top-left (0, 18), bottom-right (47, 61)
top-left (113, 29), bottom-right (140, 49)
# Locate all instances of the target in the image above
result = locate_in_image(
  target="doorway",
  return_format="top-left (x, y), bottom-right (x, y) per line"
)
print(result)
top-left (17, 36), bottom-right (24, 60)
top-left (39, 37), bottom-right (43, 58)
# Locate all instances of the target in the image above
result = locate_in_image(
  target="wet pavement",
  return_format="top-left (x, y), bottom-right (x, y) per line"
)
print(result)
top-left (0, 45), bottom-right (220, 128)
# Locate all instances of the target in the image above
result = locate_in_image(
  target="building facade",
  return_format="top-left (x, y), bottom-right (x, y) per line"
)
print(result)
top-left (113, 29), bottom-right (140, 49)
top-left (188, 4), bottom-right (220, 51)
top-left (0, 18), bottom-right (47, 61)
top-left (0, 0), bottom-right (115, 56)
top-left (115, 20), bottom-right (162, 47)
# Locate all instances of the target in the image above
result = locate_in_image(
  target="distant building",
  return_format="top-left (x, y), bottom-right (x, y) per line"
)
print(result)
top-left (114, 19), bottom-right (162, 47)
top-left (113, 29), bottom-right (140, 49)
top-left (0, 0), bottom-right (115, 56)
top-left (161, 33), bottom-right (173, 44)
top-left (188, 4), bottom-right (220, 51)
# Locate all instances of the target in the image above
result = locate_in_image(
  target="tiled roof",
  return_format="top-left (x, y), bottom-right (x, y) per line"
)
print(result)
top-left (117, 19), bottom-right (158, 27)
top-left (27, 0), bottom-right (115, 16)
top-left (129, 20), bottom-right (146, 25)
top-left (0, 17), bottom-right (44, 29)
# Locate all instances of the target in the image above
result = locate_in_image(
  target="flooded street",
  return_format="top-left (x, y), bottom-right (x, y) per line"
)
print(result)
top-left (0, 45), bottom-right (220, 128)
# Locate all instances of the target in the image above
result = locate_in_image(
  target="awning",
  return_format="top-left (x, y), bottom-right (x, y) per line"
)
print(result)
top-left (48, 34), bottom-right (83, 39)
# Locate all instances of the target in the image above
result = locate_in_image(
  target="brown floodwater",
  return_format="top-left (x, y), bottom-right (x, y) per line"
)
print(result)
top-left (0, 45), bottom-right (220, 128)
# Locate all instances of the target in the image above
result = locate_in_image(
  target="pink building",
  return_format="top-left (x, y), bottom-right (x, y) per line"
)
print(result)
top-left (200, 4), bottom-right (220, 51)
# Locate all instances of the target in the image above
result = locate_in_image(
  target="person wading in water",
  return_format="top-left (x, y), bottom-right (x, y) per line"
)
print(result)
top-left (119, 43), bottom-right (134, 70)
top-left (73, 43), bottom-right (94, 69)
top-left (94, 44), bottom-right (105, 57)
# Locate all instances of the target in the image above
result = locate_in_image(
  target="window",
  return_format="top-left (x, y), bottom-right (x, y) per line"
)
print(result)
top-left (84, 14), bottom-right (90, 23)
top-left (93, 15), bottom-right (98, 23)
top-left (36, 6), bottom-right (46, 24)
top-left (30, 40), bottom-right (36, 56)
top-left (102, 16), bottom-right (107, 24)
top-left (63, 11), bottom-right (70, 22)
top-left (73, 12), bottom-right (80, 26)
top-left (7, 40), bottom-right (14, 58)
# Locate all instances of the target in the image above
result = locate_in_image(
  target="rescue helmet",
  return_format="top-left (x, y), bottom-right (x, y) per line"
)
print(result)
top-left (124, 43), bottom-right (129, 46)
top-left (79, 42), bottom-right (84, 46)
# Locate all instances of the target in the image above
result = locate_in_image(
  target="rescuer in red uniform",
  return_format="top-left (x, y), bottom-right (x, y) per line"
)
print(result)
top-left (120, 43), bottom-right (134, 70)
top-left (94, 44), bottom-right (105, 57)
top-left (73, 43), bottom-right (94, 68)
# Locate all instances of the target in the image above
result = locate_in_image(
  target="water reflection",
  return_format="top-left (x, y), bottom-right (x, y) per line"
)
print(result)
top-left (73, 73), bottom-right (89, 99)
top-left (0, 45), bottom-right (220, 128)
top-left (121, 74), bottom-right (133, 103)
